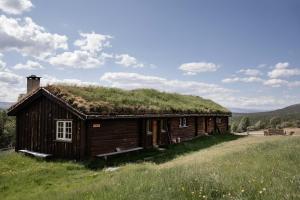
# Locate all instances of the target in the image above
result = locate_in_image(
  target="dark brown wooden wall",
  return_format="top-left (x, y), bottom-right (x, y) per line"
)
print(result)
top-left (169, 117), bottom-right (196, 141)
top-left (16, 96), bottom-right (84, 159)
top-left (216, 117), bottom-right (229, 133)
top-left (87, 119), bottom-right (140, 156)
top-left (197, 117), bottom-right (206, 135)
top-left (206, 117), bottom-right (216, 133)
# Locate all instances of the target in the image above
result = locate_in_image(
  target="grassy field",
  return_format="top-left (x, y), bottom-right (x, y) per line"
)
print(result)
top-left (0, 135), bottom-right (299, 200)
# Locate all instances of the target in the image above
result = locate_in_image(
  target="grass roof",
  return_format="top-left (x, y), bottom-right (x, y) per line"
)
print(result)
top-left (45, 85), bottom-right (230, 115)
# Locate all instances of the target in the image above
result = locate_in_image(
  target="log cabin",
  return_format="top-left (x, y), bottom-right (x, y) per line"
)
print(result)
top-left (7, 75), bottom-right (231, 160)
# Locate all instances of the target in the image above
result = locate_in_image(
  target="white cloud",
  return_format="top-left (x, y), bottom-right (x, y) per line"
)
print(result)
top-left (238, 69), bottom-right (262, 76)
top-left (48, 50), bottom-right (112, 69)
top-left (263, 78), bottom-right (300, 88)
top-left (179, 62), bottom-right (219, 75)
top-left (222, 76), bottom-right (263, 83)
top-left (0, 53), bottom-right (6, 70)
top-left (100, 72), bottom-right (233, 99)
top-left (99, 72), bottom-right (300, 110)
top-left (0, 15), bottom-right (68, 59)
top-left (74, 32), bottom-right (112, 53)
top-left (115, 54), bottom-right (144, 68)
top-left (0, 67), bottom-right (24, 101)
top-left (268, 62), bottom-right (300, 78)
top-left (224, 96), bottom-right (289, 110)
top-left (0, 68), bottom-right (23, 85)
top-left (41, 74), bottom-right (98, 86)
top-left (13, 60), bottom-right (43, 70)
top-left (0, 0), bottom-right (33, 15)
top-left (263, 79), bottom-right (288, 87)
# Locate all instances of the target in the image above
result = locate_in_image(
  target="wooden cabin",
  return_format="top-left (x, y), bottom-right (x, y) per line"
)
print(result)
top-left (8, 75), bottom-right (231, 160)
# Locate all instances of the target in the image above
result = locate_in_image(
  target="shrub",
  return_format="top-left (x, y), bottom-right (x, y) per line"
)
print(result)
top-left (237, 117), bottom-right (250, 132)
top-left (270, 117), bottom-right (281, 128)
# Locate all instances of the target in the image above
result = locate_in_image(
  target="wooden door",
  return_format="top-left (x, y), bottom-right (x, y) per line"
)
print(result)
top-left (152, 120), bottom-right (158, 146)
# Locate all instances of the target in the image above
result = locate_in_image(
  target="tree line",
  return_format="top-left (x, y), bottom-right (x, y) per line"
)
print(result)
top-left (231, 116), bottom-right (300, 133)
top-left (0, 110), bottom-right (15, 149)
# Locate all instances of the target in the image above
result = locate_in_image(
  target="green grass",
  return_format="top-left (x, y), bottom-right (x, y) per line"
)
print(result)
top-left (1, 135), bottom-right (299, 200)
top-left (45, 85), bottom-right (230, 115)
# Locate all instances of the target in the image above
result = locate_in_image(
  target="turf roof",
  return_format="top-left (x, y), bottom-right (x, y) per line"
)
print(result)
top-left (45, 85), bottom-right (230, 115)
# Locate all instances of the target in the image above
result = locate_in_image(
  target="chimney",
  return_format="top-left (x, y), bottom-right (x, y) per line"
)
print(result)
top-left (27, 75), bottom-right (41, 93)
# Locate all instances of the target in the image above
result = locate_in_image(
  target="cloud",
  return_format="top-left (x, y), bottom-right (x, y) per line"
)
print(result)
top-left (224, 96), bottom-right (290, 110)
top-left (48, 50), bottom-right (112, 69)
top-left (0, 0), bottom-right (33, 15)
top-left (99, 72), bottom-right (299, 110)
top-left (238, 69), bottom-right (262, 76)
top-left (115, 54), bottom-right (144, 68)
top-left (41, 74), bottom-right (98, 86)
top-left (0, 53), bottom-right (6, 70)
top-left (0, 15), bottom-right (68, 59)
top-left (263, 78), bottom-right (300, 88)
top-left (179, 62), bottom-right (219, 75)
top-left (74, 32), bottom-right (112, 53)
top-left (100, 72), bottom-right (233, 99)
top-left (268, 62), bottom-right (300, 78)
top-left (263, 79), bottom-right (288, 88)
top-left (0, 68), bottom-right (23, 85)
top-left (222, 76), bottom-right (263, 83)
top-left (0, 67), bottom-right (24, 101)
top-left (13, 60), bottom-right (43, 70)
top-left (48, 32), bottom-right (113, 68)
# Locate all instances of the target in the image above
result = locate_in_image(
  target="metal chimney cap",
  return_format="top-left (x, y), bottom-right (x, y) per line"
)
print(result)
top-left (26, 75), bottom-right (41, 79)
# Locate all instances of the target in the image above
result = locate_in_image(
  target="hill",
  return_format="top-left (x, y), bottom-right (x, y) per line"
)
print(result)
top-left (0, 135), bottom-right (299, 200)
top-left (231, 104), bottom-right (300, 128)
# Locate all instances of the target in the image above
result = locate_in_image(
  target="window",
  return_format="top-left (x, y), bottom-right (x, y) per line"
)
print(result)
top-left (56, 120), bottom-right (72, 142)
top-left (146, 120), bottom-right (153, 135)
top-left (179, 117), bottom-right (188, 128)
top-left (160, 119), bottom-right (167, 132)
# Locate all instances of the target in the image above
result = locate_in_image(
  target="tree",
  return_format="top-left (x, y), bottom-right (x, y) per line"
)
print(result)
top-left (231, 122), bottom-right (238, 132)
top-left (269, 117), bottom-right (281, 128)
top-left (254, 120), bottom-right (264, 130)
top-left (237, 117), bottom-right (250, 132)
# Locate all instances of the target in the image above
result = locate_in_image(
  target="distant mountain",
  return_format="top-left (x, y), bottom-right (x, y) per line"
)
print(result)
top-left (231, 104), bottom-right (300, 125)
top-left (229, 107), bottom-right (268, 113)
top-left (0, 102), bottom-right (14, 110)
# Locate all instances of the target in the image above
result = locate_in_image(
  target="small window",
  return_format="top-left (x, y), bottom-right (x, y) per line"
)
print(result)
top-left (56, 120), bottom-right (72, 142)
top-left (179, 117), bottom-right (188, 128)
top-left (160, 119), bottom-right (167, 132)
top-left (146, 120), bottom-right (153, 135)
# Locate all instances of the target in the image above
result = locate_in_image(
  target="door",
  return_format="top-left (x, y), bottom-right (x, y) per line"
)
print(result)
top-left (152, 120), bottom-right (158, 146)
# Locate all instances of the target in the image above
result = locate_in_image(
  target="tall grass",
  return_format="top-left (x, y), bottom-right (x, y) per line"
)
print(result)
top-left (0, 136), bottom-right (299, 200)
top-left (46, 85), bottom-right (230, 115)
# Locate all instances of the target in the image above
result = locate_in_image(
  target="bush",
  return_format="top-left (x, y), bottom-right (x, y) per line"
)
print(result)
top-left (0, 110), bottom-right (15, 148)
top-left (231, 122), bottom-right (238, 132)
top-left (270, 117), bottom-right (281, 128)
top-left (237, 117), bottom-right (250, 132)
top-left (254, 120), bottom-right (264, 130)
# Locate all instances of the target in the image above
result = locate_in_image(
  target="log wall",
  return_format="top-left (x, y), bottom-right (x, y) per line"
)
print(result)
top-left (87, 119), bottom-right (140, 156)
top-left (169, 117), bottom-right (196, 141)
top-left (16, 96), bottom-right (84, 159)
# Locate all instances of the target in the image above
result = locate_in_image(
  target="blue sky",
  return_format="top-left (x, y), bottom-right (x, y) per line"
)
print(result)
top-left (0, 0), bottom-right (299, 111)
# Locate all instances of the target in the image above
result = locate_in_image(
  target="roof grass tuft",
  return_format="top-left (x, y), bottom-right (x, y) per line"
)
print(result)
top-left (45, 84), bottom-right (230, 115)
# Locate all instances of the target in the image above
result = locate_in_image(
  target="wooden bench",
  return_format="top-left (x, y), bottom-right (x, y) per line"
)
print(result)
top-left (96, 147), bottom-right (143, 160)
top-left (19, 150), bottom-right (52, 158)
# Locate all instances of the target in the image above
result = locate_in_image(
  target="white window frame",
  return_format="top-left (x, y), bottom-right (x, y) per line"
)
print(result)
top-left (179, 117), bottom-right (188, 128)
top-left (56, 120), bottom-right (72, 142)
